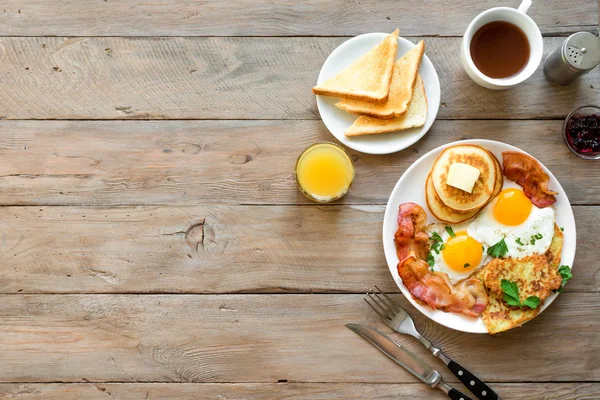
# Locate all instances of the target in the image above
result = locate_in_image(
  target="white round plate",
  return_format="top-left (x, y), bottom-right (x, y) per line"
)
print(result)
top-left (382, 139), bottom-right (576, 333)
top-left (315, 33), bottom-right (441, 155)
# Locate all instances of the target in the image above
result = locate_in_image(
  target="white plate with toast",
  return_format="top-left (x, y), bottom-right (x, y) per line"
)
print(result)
top-left (315, 32), bottom-right (441, 155)
top-left (382, 140), bottom-right (576, 333)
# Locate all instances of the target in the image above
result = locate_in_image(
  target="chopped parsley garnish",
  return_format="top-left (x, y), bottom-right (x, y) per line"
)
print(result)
top-left (515, 238), bottom-right (524, 246)
top-left (487, 238), bottom-right (508, 258)
top-left (445, 226), bottom-right (456, 237)
top-left (429, 232), bottom-right (444, 254)
top-left (427, 252), bottom-right (435, 267)
top-left (501, 279), bottom-right (540, 309)
top-left (427, 232), bottom-right (445, 266)
top-left (464, 263), bottom-right (470, 269)
top-left (555, 265), bottom-right (573, 293)
top-left (560, 227), bottom-right (564, 232)
top-left (431, 232), bottom-right (443, 243)
top-left (530, 233), bottom-right (543, 245)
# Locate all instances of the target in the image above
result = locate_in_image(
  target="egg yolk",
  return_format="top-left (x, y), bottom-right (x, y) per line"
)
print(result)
top-left (442, 232), bottom-right (483, 273)
top-left (493, 188), bottom-right (532, 226)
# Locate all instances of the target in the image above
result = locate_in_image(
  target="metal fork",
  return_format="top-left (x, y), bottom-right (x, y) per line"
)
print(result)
top-left (364, 285), bottom-right (500, 400)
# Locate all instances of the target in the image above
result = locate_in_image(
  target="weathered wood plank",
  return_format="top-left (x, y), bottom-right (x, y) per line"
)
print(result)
top-left (0, 0), bottom-right (595, 37)
top-left (0, 294), bottom-right (597, 383)
top-left (0, 37), bottom-right (597, 120)
top-left (0, 120), bottom-right (598, 206)
top-left (1, 383), bottom-right (599, 400)
top-left (0, 205), bottom-right (594, 294)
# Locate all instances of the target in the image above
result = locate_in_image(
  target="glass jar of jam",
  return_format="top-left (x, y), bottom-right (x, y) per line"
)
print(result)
top-left (563, 105), bottom-right (600, 160)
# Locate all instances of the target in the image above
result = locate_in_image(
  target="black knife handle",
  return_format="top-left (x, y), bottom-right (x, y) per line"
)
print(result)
top-left (448, 360), bottom-right (499, 400)
top-left (448, 388), bottom-right (474, 400)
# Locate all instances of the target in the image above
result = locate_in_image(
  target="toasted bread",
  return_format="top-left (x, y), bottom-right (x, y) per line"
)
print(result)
top-left (336, 40), bottom-right (425, 118)
top-left (431, 144), bottom-right (497, 212)
top-left (344, 74), bottom-right (428, 137)
top-left (312, 29), bottom-right (399, 102)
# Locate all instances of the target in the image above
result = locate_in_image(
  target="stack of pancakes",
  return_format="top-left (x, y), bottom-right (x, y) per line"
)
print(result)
top-left (425, 144), bottom-right (502, 223)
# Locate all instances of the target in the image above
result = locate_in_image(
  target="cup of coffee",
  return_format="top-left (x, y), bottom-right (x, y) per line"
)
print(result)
top-left (461, 0), bottom-right (543, 89)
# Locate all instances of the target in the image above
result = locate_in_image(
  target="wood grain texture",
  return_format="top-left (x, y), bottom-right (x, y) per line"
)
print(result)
top-left (1, 383), bottom-right (599, 400)
top-left (0, 37), bottom-right (598, 120)
top-left (1, 2), bottom-right (597, 394)
top-left (0, 294), bottom-right (597, 383)
top-left (0, 120), bottom-right (598, 206)
top-left (0, 205), bottom-right (594, 294)
top-left (0, 0), bottom-right (596, 37)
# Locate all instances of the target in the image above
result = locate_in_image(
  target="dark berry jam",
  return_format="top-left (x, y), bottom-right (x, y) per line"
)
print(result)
top-left (566, 113), bottom-right (600, 155)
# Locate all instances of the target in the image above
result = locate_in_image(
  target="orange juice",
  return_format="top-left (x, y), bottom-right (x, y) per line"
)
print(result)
top-left (295, 143), bottom-right (355, 202)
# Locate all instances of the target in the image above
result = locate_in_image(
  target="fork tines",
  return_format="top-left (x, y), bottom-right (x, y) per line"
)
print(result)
top-left (363, 285), bottom-right (401, 322)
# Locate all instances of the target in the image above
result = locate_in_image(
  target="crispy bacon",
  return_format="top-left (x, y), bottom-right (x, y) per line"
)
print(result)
top-left (502, 151), bottom-right (557, 208)
top-left (395, 203), bottom-right (488, 317)
top-left (394, 202), bottom-right (429, 263)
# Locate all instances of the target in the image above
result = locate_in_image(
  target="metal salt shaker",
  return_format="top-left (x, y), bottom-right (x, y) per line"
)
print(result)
top-left (543, 32), bottom-right (600, 85)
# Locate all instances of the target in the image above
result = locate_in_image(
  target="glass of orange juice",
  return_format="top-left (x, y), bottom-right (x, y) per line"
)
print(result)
top-left (295, 142), bottom-right (355, 202)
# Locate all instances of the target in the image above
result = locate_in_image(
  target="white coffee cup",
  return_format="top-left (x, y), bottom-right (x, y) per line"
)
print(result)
top-left (461, 0), bottom-right (543, 90)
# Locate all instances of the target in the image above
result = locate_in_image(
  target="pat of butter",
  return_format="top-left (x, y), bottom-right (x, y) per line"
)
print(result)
top-left (446, 163), bottom-right (481, 193)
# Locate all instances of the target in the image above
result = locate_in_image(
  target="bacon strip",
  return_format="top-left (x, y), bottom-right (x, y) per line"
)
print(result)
top-left (394, 202), bottom-right (429, 263)
top-left (502, 151), bottom-right (557, 208)
top-left (395, 203), bottom-right (488, 317)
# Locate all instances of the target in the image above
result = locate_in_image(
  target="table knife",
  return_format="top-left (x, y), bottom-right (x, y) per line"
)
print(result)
top-left (346, 323), bottom-right (473, 400)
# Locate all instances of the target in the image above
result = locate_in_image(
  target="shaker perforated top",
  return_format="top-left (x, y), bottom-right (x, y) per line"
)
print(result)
top-left (563, 32), bottom-right (600, 71)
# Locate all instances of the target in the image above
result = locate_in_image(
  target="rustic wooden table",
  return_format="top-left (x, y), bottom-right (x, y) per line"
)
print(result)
top-left (0, 1), bottom-right (599, 399)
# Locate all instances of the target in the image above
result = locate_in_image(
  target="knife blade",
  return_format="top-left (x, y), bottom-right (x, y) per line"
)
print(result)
top-left (346, 323), bottom-right (473, 400)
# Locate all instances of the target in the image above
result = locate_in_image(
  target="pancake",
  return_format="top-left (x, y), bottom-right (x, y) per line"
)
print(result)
top-left (486, 148), bottom-right (503, 199)
top-left (425, 173), bottom-right (480, 223)
top-left (431, 144), bottom-right (497, 212)
top-left (425, 148), bottom-right (502, 223)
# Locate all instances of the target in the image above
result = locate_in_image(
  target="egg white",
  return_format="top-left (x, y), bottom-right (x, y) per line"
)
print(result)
top-left (426, 223), bottom-right (487, 284)
top-left (467, 192), bottom-right (555, 259)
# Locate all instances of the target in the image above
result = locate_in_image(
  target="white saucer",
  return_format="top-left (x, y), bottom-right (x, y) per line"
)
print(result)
top-left (315, 33), bottom-right (441, 155)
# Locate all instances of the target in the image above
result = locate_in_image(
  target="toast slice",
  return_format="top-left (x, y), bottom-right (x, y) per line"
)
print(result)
top-left (312, 29), bottom-right (399, 103)
top-left (344, 74), bottom-right (427, 137)
top-left (336, 40), bottom-right (425, 118)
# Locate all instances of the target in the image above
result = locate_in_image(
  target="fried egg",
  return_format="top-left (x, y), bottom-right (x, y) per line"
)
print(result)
top-left (426, 223), bottom-right (486, 284)
top-left (467, 186), bottom-right (555, 259)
